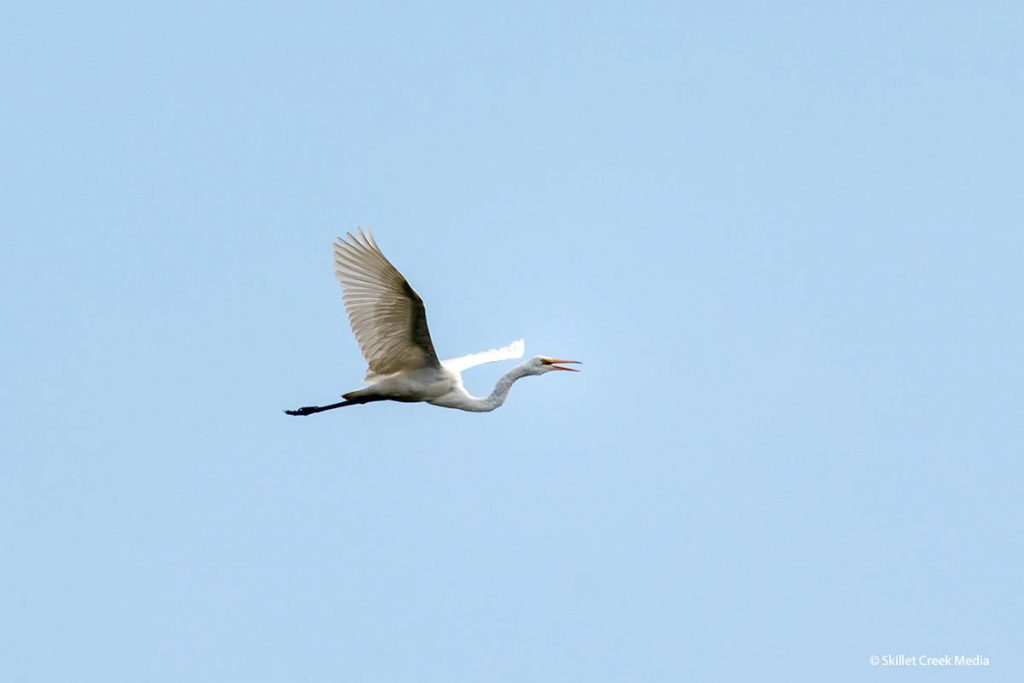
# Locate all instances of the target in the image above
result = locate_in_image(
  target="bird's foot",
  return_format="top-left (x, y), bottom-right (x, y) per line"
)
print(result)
top-left (284, 406), bottom-right (317, 416)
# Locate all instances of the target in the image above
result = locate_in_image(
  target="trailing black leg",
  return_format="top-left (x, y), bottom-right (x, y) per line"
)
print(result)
top-left (284, 396), bottom-right (388, 416)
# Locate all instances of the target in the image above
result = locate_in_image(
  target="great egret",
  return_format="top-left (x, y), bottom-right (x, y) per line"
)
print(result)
top-left (285, 230), bottom-right (580, 416)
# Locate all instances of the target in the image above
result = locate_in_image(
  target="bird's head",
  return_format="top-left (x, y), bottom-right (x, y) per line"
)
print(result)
top-left (527, 356), bottom-right (582, 375)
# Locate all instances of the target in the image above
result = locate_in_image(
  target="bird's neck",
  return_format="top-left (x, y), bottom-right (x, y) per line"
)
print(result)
top-left (460, 362), bottom-right (535, 412)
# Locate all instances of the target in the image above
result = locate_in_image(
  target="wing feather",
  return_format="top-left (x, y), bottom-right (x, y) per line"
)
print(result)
top-left (333, 229), bottom-right (440, 379)
top-left (441, 339), bottom-right (525, 373)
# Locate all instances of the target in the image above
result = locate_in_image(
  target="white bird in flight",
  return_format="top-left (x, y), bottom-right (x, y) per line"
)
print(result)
top-left (285, 229), bottom-right (580, 416)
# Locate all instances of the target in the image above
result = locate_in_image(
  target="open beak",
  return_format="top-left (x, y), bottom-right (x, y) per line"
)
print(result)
top-left (547, 359), bottom-right (582, 372)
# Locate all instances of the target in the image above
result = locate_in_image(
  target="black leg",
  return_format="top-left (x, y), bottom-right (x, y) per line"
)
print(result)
top-left (284, 399), bottom-right (357, 416)
top-left (284, 396), bottom-right (388, 416)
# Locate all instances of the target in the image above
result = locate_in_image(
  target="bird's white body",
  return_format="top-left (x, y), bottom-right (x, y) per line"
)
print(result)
top-left (346, 367), bottom-right (453, 403)
top-left (285, 230), bottom-right (578, 416)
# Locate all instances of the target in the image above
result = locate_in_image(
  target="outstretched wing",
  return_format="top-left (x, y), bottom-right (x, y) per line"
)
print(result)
top-left (441, 338), bottom-right (525, 373)
top-left (333, 229), bottom-right (441, 380)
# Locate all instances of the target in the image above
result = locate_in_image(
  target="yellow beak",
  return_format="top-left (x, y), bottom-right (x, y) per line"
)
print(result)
top-left (547, 359), bottom-right (581, 372)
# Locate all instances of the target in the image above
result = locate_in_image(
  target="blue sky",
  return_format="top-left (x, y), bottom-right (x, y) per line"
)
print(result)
top-left (2, 1), bottom-right (1021, 680)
